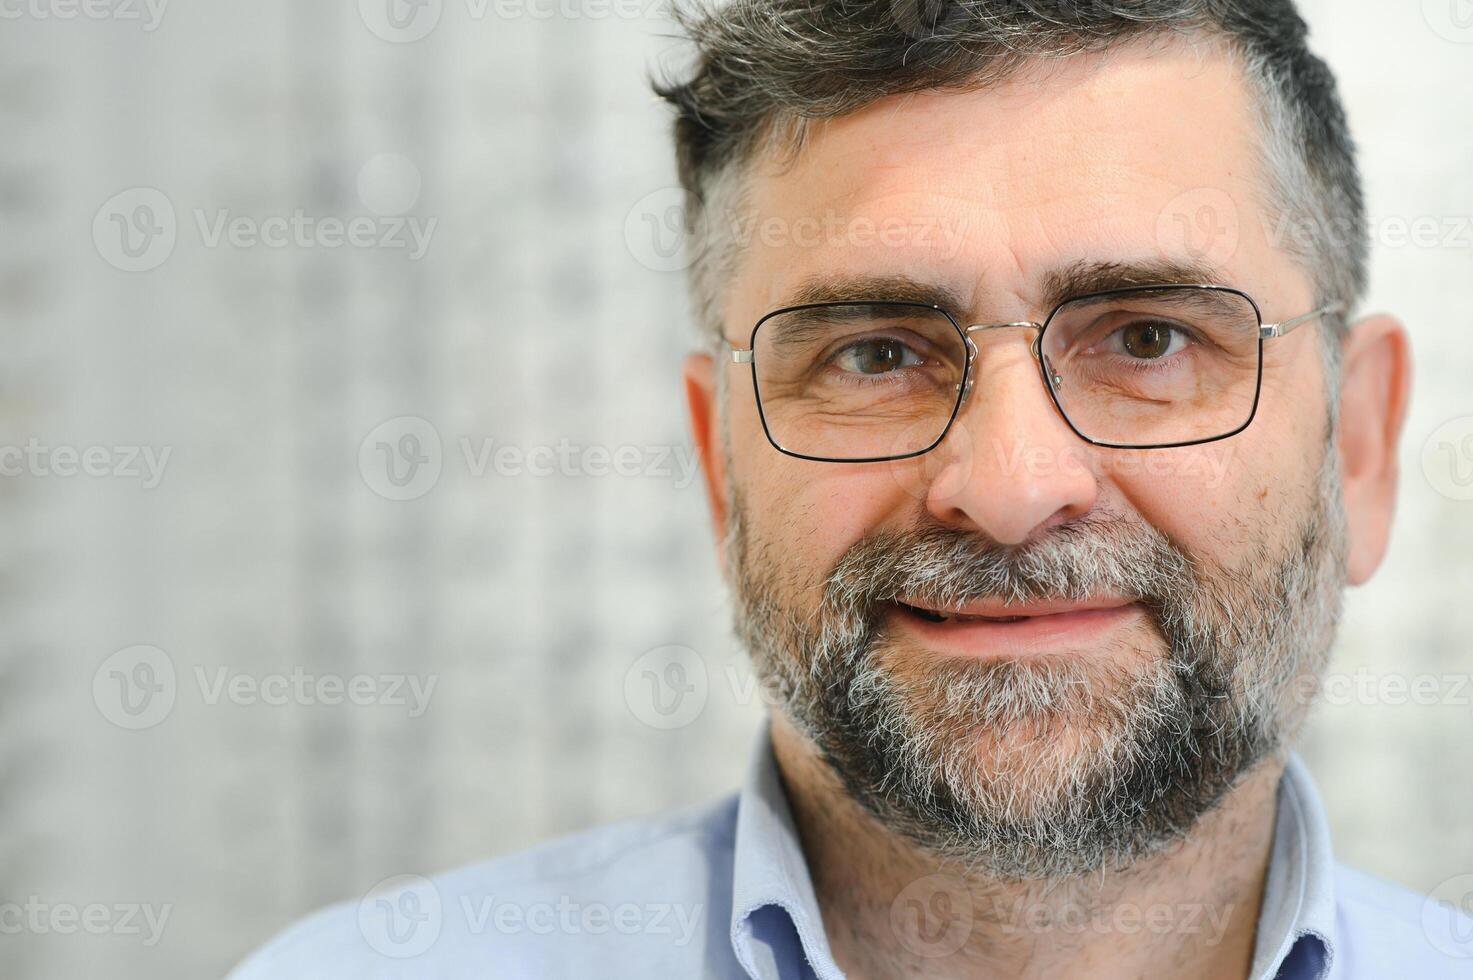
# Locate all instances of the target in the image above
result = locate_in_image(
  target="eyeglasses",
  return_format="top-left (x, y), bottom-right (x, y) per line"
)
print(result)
top-left (727, 284), bottom-right (1343, 462)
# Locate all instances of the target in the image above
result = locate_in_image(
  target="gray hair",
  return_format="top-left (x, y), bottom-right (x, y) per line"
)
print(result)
top-left (652, 0), bottom-right (1364, 386)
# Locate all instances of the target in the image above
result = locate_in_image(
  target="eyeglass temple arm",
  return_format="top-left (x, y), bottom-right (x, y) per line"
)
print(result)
top-left (1260, 301), bottom-right (1346, 339)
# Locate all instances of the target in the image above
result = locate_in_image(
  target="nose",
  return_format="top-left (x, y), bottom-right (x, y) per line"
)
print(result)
top-left (922, 330), bottom-right (1099, 545)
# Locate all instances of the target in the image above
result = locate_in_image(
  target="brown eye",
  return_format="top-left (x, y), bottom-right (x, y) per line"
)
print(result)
top-left (1119, 320), bottom-right (1179, 359)
top-left (837, 337), bottom-right (916, 375)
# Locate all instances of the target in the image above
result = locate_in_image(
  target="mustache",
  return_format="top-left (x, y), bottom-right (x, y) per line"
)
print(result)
top-left (820, 515), bottom-right (1198, 627)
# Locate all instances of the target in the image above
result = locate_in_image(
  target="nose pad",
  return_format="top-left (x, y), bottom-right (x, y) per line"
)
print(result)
top-left (1029, 335), bottom-right (1063, 390)
top-left (1042, 353), bottom-right (1062, 391)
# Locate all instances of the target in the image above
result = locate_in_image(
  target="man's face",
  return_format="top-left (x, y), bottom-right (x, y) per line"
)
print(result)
top-left (686, 41), bottom-right (1375, 876)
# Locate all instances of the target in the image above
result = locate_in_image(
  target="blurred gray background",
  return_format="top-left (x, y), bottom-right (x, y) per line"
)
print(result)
top-left (1, 1), bottom-right (1470, 977)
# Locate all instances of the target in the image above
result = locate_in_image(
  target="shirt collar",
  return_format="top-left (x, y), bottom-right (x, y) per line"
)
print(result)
top-left (729, 723), bottom-right (845, 980)
top-left (1249, 753), bottom-right (1340, 980)
top-left (730, 724), bottom-right (1342, 980)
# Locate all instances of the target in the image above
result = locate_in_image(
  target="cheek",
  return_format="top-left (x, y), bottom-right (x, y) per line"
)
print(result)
top-left (1116, 333), bottom-right (1331, 561)
top-left (1113, 423), bottom-right (1318, 567)
top-left (725, 378), bottom-right (922, 587)
top-left (1115, 450), bottom-right (1261, 562)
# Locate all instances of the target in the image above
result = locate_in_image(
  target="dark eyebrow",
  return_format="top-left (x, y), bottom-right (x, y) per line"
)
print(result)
top-left (775, 258), bottom-right (1228, 322)
top-left (1039, 258), bottom-right (1225, 312)
top-left (783, 274), bottom-right (968, 314)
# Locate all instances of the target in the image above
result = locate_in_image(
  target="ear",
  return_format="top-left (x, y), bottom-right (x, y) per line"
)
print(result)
top-left (683, 351), bottom-right (730, 568)
top-left (1335, 313), bottom-right (1412, 585)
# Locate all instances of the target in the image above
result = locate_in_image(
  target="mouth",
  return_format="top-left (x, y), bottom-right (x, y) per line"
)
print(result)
top-left (888, 596), bottom-right (1143, 657)
top-left (896, 603), bottom-right (1031, 624)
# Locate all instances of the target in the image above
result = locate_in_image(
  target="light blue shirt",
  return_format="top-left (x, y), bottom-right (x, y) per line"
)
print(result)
top-left (229, 725), bottom-right (1473, 978)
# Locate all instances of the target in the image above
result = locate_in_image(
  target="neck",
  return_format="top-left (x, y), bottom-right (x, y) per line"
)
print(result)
top-left (769, 715), bottom-right (1282, 980)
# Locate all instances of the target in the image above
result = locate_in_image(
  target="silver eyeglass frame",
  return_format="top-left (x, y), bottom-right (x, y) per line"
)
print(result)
top-left (726, 283), bottom-right (1346, 461)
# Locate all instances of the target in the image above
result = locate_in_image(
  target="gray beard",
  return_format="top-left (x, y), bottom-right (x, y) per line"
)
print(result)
top-left (725, 443), bottom-right (1347, 880)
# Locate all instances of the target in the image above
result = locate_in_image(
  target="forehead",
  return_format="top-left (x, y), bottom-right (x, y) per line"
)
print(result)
top-left (728, 37), bottom-right (1282, 324)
